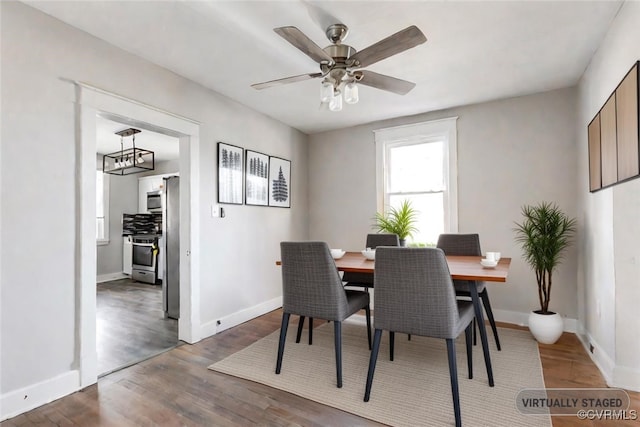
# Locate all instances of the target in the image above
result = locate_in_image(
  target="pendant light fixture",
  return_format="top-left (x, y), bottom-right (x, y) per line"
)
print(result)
top-left (103, 128), bottom-right (154, 175)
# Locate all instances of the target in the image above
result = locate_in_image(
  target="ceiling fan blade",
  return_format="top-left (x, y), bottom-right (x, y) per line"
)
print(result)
top-left (357, 70), bottom-right (416, 95)
top-left (274, 26), bottom-right (334, 64)
top-left (350, 25), bottom-right (427, 69)
top-left (251, 72), bottom-right (323, 90)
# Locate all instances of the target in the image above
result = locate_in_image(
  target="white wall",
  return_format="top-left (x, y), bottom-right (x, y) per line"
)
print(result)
top-left (0, 1), bottom-right (308, 417)
top-left (576, 0), bottom-right (640, 391)
top-left (309, 87), bottom-right (579, 321)
top-left (140, 158), bottom-right (180, 177)
top-left (96, 172), bottom-right (138, 278)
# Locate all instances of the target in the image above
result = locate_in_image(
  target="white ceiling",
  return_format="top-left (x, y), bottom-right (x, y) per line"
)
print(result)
top-left (27, 1), bottom-right (622, 136)
top-left (96, 115), bottom-right (179, 162)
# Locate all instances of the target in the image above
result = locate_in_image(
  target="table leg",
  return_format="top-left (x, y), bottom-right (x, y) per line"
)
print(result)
top-left (467, 282), bottom-right (494, 387)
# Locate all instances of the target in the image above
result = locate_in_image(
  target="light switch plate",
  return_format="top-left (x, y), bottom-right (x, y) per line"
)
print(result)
top-left (211, 204), bottom-right (220, 218)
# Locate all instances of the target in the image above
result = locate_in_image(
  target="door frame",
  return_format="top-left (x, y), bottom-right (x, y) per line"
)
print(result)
top-left (75, 82), bottom-right (202, 387)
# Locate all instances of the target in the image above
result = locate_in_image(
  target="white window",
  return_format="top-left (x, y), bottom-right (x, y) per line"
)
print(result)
top-left (375, 118), bottom-right (458, 245)
top-left (96, 170), bottom-right (110, 245)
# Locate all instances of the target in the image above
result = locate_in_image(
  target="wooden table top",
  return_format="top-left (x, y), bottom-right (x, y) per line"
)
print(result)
top-left (333, 252), bottom-right (510, 282)
top-left (277, 251), bottom-right (511, 283)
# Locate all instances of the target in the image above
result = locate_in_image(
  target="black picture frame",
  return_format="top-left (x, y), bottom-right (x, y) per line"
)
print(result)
top-left (217, 142), bottom-right (244, 204)
top-left (245, 150), bottom-right (269, 206)
top-left (268, 156), bottom-right (291, 208)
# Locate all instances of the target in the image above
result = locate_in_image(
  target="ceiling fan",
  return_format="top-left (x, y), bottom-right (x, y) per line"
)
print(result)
top-left (251, 23), bottom-right (427, 109)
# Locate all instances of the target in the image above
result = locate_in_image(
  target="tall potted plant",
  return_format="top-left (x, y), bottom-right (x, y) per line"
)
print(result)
top-left (514, 201), bottom-right (577, 344)
top-left (373, 199), bottom-right (418, 246)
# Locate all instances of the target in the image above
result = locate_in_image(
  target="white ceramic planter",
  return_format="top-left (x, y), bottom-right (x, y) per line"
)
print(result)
top-left (528, 311), bottom-right (563, 344)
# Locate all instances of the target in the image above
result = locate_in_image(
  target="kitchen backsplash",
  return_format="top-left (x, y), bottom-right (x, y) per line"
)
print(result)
top-left (122, 213), bottom-right (163, 236)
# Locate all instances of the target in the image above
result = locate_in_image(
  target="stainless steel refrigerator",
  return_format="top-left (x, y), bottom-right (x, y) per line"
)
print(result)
top-left (163, 176), bottom-right (180, 319)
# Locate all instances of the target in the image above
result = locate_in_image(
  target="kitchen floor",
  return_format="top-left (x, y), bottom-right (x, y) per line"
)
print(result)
top-left (97, 278), bottom-right (179, 376)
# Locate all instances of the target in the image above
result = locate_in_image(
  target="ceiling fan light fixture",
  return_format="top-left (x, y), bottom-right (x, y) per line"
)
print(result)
top-left (329, 90), bottom-right (343, 112)
top-left (319, 100), bottom-right (330, 111)
top-left (320, 80), bottom-right (334, 103)
top-left (344, 81), bottom-right (359, 104)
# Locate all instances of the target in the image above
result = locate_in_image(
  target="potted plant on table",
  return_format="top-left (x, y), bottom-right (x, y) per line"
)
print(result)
top-left (514, 201), bottom-right (577, 344)
top-left (373, 199), bottom-right (418, 247)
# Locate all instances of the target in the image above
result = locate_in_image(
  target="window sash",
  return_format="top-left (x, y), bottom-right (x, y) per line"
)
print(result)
top-left (374, 118), bottom-right (458, 243)
top-left (386, 140), bottom-right (445, 193)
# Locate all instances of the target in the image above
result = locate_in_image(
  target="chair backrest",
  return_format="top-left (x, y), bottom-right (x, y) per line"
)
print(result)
top-left (280, 241), bottom-right (350, 321)
top-left (366, 233), bottom-right (400, 249)
top-left (374, 247), bottom-right (460, 339)
top-left (436, 233), bottom-right (483, 291)
top-left (342, 234), bottom-right (400, 285)
top-left (436, 234), bottom-right (482, 256)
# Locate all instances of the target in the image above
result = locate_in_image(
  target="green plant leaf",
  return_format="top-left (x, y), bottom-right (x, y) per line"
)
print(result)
top-left (373, 199), bottom-right (419, 240)
top-left (514, 201), bottom-right (577, 314)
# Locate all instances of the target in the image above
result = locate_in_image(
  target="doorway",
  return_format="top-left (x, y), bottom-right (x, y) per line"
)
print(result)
top-left (95, 116), bottom-right (182, 376)
top-left (76, 83), bottom-right (202, 388)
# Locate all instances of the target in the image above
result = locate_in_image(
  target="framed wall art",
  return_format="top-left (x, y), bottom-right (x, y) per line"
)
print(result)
top-left (268, 156), bottom-right (291, 208)
top-left (588, 61), bottom-right (640, 192)
top-left (217, 142), bottom-right (244, 204)
top-left (245, 150), bottom-right (269, 206)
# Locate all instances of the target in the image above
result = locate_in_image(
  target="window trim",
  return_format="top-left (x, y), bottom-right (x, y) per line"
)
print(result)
top-left (97, 170), bottom-right (110, 246)
top-left (374, 117), bottom-right (459, 234)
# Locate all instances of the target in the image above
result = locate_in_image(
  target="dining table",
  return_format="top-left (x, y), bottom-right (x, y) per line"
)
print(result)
top-left (332, 251), bottom-right (511, 282)
top-left (276, 251), bottom-right (511, 387)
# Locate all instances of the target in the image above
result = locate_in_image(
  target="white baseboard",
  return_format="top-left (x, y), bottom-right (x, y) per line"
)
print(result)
top-left (96, 272), bottom-right (128, 283)
top-left (370, 297), bottom-right (579, 333)
top-left (492, 309), bottom-right (530, 327)
top-left (200, 296), bottom-right (283, 338)
top-left (613, 365), bottom-right (640, 392)
top-left (349, 310), bottom-right (577, 333)
top-left (485, 309), bottom-right (578, 333)
top-left (576, 329), bottom-right (640, 392)
top-left (576, 330), bottom-right (615, 384)
top-left (0, 371), bottom-right (80, 422)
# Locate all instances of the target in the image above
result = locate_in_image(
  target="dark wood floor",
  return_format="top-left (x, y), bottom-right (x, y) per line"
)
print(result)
top-left (3, 310), bottom-right (638, 426)
top-left (97, 279), bottom-right (179, 376)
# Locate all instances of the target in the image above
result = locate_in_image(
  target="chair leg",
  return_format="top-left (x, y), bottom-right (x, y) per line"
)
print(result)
top-left (468, 283), bottom-right (494, 387)
top-left (465, 322), bottom-right (473, 379)
top-left (446, 338), bottom-right (462, 427)
top-left (276, 312), bottom-right (290, 374)
top-left (473, 317), bottom-right (477, 346)
top-left (334, 321), bottom-right (342, 388)
top-left (408, 334), bottom-right (412, 341)
top-left (295, 316), bottom-right (305, 343)
top-left (480, 289), bottom-right (501, 351)
top-left (364, 329), bottom-right (383, 402)
top-left (365, 305), bottom-right (372, 350)
top-left (309, 317), bottom-right (313, 345)
top-left (389, 331), bottom-right (395, 361)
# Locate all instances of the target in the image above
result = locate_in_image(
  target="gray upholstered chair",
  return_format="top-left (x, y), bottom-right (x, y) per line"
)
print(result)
top-left (363, 247), bottom-right (475, 427)
top-left (277, 241), bottom-right (372, 388)
top-left (297, 233), bottom-right (398, 345)
top-left (342, 233), bottom-right (400, 291)
top-left (436, 233), bottom-right (501, 351)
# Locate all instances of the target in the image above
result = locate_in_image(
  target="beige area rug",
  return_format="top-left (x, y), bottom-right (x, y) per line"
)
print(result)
top-left (209, 317), bottom-right (551, 427)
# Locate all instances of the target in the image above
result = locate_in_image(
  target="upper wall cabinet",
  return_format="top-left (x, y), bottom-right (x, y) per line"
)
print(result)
top-left (589, 61), bottom-right (640, 192)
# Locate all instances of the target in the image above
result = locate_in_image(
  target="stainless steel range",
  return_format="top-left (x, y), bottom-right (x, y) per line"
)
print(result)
top-left (131, 235), bottom-right (159, 284)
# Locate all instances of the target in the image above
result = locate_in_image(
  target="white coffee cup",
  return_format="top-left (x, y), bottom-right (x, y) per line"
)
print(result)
top-left (486, 251), bottom-right (501, 262)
